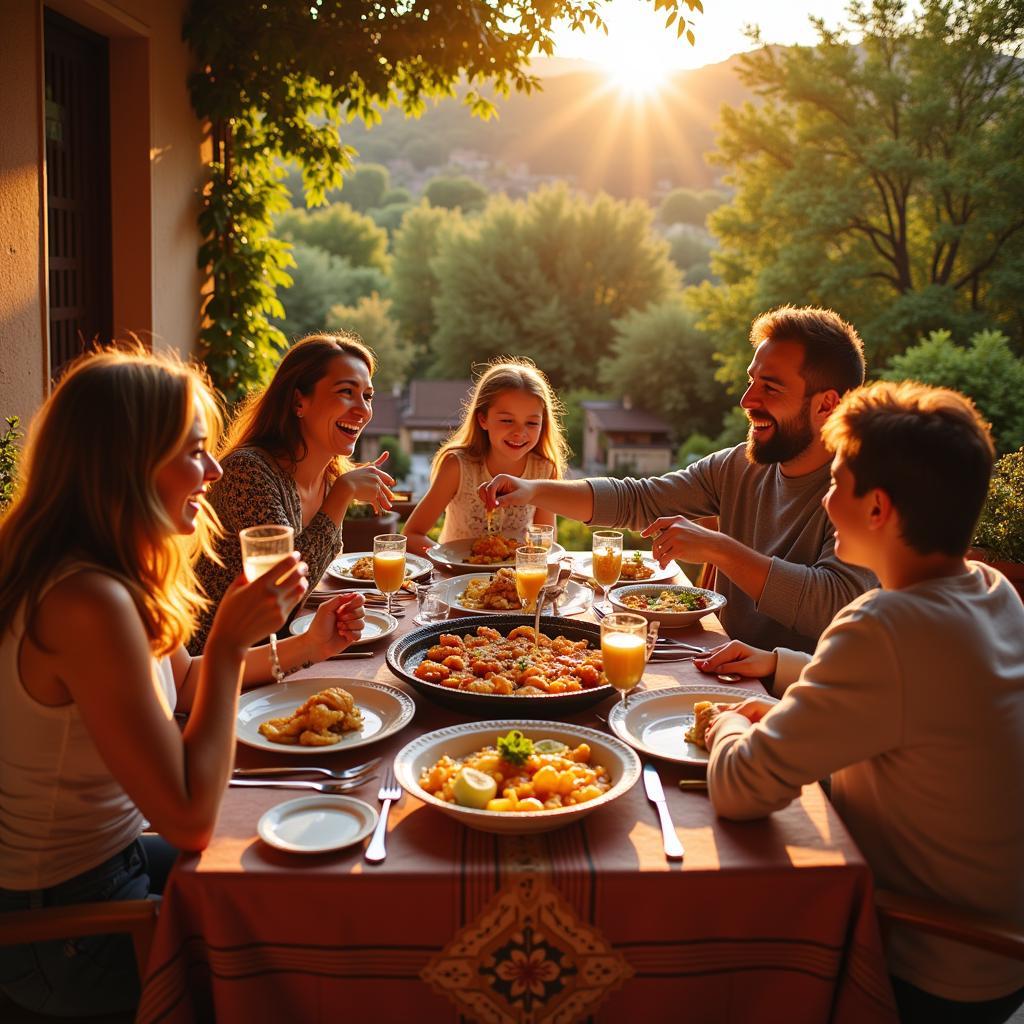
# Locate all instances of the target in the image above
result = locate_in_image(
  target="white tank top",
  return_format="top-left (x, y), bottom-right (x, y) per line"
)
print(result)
top-left (438, 450), bottom-right (556, 544)
top-left (0, 565), bottom-right (177, 890)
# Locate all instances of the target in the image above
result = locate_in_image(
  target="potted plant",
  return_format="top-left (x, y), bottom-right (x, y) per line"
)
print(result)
top-left (0, 416), bottom-right (21, 513)
top-left (971, 447), bottom-right (1024, 599)
top-left (342, 501), bottom-right (401, 552)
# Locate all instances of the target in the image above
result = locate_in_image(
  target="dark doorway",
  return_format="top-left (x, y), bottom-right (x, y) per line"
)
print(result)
top-left (44, 8), bottom-right (113, 383)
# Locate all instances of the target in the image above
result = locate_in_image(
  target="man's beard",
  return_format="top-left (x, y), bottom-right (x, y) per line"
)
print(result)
top-left (745, 399), bottom-right (815, 465)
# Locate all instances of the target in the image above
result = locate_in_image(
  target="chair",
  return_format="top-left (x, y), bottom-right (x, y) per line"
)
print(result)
top-left (0, 899), bottom-right (157, 1023)
top-left (875, 888), bottom-right (1024, 962)
top-left (694, 516), bottom-right (719, 592)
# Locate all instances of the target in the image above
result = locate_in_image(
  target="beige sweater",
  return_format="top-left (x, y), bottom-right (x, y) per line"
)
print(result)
top-left (708, 563), bottom-right (1024, 1001)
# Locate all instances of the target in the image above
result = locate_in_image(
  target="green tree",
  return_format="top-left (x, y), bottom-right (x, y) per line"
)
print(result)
top-left (275, 242), bottom-right (388, 339)
top-left (690, 0), bottom-right (1024, 393)
top-left (185, 0), bottom-right (703, 397)
top-left (657, 188), bottom-right (726, 227)
top-left (881, 329), bottom-right (1024, 453)
top-left (404, 136), bottom-right (448, 171)
top-left (375, 435), bottom-right (411, 483)
top-left (326, 294), bottom-right (414, 392)
top-left (368, 202), bottom-right (414, 238)
top-left (390, 202), bottom-right (462, 373)
top-left (339, 164), bottom-right (390, 212)
top-left (428, 185), bottom-right (680, 389)
top-left (424, 176), bottom-right (489, 213)
top-left (275, 204), bottom-right (390, 272)
top-left (600, 300), bottom-right (731, 438)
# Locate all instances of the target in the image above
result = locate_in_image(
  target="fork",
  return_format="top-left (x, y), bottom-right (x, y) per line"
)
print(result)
top-left (364, 768), bottom-right (401, 863)
top-left (228, 777), bottom-right (371, 794)
top-left (232, 757), bottom-right (381, 781)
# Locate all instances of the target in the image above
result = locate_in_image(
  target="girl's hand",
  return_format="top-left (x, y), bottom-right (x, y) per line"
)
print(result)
top-left (305, 592), bottom-right (366, 659)
top-left (336, 452), bottom-right (396, 513)
top-left (209, 554), bottom-right (308, 655)
top-left (478, 475), bottom-right (537, 510)
top-left (694, 640), bottom-right (777, 679)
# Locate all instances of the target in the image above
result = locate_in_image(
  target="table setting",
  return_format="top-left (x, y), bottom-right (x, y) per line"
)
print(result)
top-left (136, 541), bottom-right (898, 1024)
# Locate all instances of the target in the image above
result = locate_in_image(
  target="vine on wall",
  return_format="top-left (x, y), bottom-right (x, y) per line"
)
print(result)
top-left (183, 0), bottom-right (702, 400)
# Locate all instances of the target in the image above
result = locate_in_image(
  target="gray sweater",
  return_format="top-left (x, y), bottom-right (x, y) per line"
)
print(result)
top-left (588, 443), bottom-right (875, 651)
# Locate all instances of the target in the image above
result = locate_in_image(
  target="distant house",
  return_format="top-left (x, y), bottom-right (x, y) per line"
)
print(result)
top-left (399, 379), bottom-right (473, 494)
top-left (581, 400), bottom-right (674, 476)
top-left (356, 391), bottom-right (402, 463)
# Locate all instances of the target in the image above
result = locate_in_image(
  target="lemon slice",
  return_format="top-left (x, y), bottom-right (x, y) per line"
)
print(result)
top-left (533, 739), bottom-right (568, 755)
top-left (452, 767), bottom-right (498, 809)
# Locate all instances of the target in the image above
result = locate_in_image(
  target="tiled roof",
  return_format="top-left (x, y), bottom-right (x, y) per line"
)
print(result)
top-left (402, 379), bottom-right (473, 428)
top-left (585, 404), bottom-right (672, 433)
top-left (362, 393), bottom-right (401, 435)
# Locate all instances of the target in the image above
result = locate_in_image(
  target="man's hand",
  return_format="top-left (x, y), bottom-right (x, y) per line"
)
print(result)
top-left (705, 698), bottom-right (776, 749)
top-left (478, 475), bottom-right (538, 510)
top-left (695, 640), bottom-right (777, 680)
top-left (641, 516), bottom-right (723, 569)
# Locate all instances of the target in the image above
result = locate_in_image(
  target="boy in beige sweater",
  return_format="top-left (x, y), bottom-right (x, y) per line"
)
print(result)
top-left (698, 381), bottom-right (1024, 1022)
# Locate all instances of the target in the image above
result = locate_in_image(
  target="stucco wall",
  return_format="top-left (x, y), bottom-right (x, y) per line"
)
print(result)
top-left (0, 0), bottom-right (204, 435)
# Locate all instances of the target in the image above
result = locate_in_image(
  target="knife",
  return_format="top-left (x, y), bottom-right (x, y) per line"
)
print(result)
top-left (643, 763), bottom-right (684, 860)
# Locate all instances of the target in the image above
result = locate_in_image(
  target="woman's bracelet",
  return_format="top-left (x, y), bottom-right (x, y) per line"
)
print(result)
top-left (268, 634), bottom-right (314, 682)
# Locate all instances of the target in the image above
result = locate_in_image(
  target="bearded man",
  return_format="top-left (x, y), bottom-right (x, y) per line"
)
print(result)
top-left (480, 306), bottom-right (875, 652)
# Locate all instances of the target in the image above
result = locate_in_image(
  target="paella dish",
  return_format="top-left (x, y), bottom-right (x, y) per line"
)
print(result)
top-left (412, 624), bottom-right (604, 696)
top-left (419, 728), bottom-right (612, 812)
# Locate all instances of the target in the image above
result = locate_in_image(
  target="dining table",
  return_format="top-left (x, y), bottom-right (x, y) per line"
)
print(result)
top-left (136, 553), bottom-right (898, 1024)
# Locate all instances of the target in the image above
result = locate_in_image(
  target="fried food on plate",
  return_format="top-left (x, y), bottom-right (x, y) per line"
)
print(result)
top-left (459, 567), bottom-right (520, 610)
top-left (258, 686), bottom-right (363, 746)
top-left (619, 552), bottom-right (656, 581)
top-left (466, 535), bottom-right (520, 564)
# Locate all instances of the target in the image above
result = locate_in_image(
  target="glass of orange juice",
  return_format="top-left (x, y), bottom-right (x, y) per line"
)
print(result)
top-left (515, 545), bottom-right (549, 613)
top-left (601, 612), bottom-right (647, 709)
top-left (373, 533), bottom-right (407, 618)
top-left (591, 530), bottom-right (623, 615)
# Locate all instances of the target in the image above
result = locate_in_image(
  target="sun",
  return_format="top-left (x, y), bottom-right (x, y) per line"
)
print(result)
top-left (604, 39), bottom-right (676, 97)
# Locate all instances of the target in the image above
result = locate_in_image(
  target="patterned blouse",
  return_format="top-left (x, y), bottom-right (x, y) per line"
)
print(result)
top-left (438, 450), bottom-right (557, 543)
top-left (188, 447), bottom-right (342, 654)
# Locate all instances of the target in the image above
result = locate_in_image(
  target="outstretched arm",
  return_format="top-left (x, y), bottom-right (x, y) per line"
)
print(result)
top-left (479, 475), bottom-right (596, 523)
top-left (402, 455), bottom-right (460, 555)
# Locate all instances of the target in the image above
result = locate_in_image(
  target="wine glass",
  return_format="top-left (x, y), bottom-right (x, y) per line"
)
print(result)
top-left (591, 529), bottom-right (623, 615)
top-left (515, 545), bottom-right (549, 613)
top-left (373, 533), bottom-right (407, 618)
top-left (601, 612), bottom-right (647, 710)
top-left (526, 523), bottom-right (555, 552)
top-left (239, 525), bottom-right (294, 582)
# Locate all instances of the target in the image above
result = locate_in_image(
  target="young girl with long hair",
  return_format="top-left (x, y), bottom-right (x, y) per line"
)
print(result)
top-left (190, 332), bottom-right (393, 652)
top-left (0, 348), bottom-right (365, 1017)
top-left (402, 358), bottom-right (568, 555)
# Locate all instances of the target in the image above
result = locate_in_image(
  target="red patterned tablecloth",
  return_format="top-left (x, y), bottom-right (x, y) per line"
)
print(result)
top-left (138, 564), bottom-right (897, 1024)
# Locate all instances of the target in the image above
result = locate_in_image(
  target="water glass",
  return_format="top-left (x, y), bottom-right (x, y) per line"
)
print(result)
top-left (239, 525), bottom-right (294, 583)
top-left (526, 523), bottom-right (555, 551)
top-left (414, 583), bottom-right (451, 626)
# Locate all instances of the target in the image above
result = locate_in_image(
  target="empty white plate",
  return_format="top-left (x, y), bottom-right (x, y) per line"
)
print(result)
top-left (257, 795), bottom-right (378, 854)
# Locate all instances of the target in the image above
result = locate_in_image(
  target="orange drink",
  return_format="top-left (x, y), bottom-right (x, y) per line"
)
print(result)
top-left (600, 611), bottom-right (648, 709)
top-left (515, 565), bottom-right (548, 611)
top-left (601, 632), bottom-right (646, 689)
top-left (373, 533), bottom-right (407, 617)
top-left (373, 551), bottom-right (406, 594)
top-left (592, 546), bottom-right (623, 587)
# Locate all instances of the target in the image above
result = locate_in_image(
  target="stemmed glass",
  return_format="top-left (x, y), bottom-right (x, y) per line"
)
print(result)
top-left (601, 612), bottom-right (648, 710)
top-left (526, 523), bottom-right (555, 552)
top-left (373, 534), bottom-right (407, 619)
top-left (591, 529), bottom-right (623, 615)
top-left (515, 545), bottom-right (548, 613)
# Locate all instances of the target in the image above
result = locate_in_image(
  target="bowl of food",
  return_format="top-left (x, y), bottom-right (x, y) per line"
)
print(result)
top-left (385, 614), bottom-right (612, 715)
top-left (609, 584), bottom-right (726, 627)
top-left (393, 720), bottom-right (641, 834)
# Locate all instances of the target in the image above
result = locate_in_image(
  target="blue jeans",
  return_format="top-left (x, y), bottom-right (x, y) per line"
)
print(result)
top-left (0, 834), bottom-right (176, 1018)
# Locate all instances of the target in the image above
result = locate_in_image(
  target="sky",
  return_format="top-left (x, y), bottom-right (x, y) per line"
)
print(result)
top-left (550, 0), bottom-right (871, 72)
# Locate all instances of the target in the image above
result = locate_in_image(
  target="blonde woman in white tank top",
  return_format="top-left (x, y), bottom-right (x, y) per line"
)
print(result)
top-left (403, 359), bottom-right (568, 556)
top-left (0, 348), bottom-right (368, 1017)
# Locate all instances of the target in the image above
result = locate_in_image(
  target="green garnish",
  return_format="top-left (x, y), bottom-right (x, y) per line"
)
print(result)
top-left (515, 657), bottom-right (529, 671)
top-left (497, 729), bottom-right (534, 766)
top-left (631, 551), bottom-right (645, 563)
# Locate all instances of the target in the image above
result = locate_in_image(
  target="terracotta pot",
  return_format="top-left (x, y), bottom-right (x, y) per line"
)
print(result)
top-left (342, 510), bottom-right (401, 552)
top-left (968, 548), bottom-right (1024, 602)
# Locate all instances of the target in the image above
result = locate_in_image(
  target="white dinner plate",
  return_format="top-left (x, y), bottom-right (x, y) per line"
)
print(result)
top-left (257, 795), bottom-right (378, 854)
top-left (288, 607), bottom-right (399, 646)
top-left (325, 551), bottom-right (433, 584)
top-left (606, 684), bottom-right (777, 767)
top-left (427, 537), bottom-right (566, 573)
top-left (577, 551), bottom-right (681, 585)
top-left (448, 573), bottom-right (591, 617)
top-left (609, 584), bottom-right (727, 627)
top-left (237, 676), bottom-right (415, 755)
